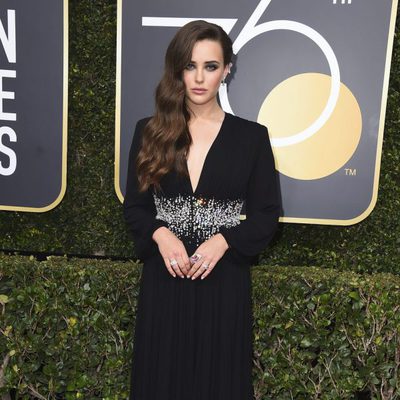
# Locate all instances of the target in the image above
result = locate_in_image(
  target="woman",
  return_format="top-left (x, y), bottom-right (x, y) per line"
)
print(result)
top-left (123, 20), bottom-right (280, 400)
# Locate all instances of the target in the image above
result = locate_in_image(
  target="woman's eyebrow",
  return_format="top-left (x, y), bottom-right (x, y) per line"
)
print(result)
top-left (189, 60), bottom-right (221, 64)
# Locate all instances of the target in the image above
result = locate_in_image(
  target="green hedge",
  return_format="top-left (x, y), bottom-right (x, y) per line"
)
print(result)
top-left (1, 254), bottom-right (399, 399)
top-left (0, 1), bottom-right (399, 275)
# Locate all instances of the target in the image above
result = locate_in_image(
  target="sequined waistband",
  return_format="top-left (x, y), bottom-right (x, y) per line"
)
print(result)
top-left (153, 193), bottom-right (244, 246)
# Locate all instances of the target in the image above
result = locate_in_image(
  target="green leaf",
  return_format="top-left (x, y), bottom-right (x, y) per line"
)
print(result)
top-left (0, 294), bottom-right (9, 304)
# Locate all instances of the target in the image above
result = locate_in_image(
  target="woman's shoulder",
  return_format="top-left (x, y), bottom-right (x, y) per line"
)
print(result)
top-left (225, 112), bottom-right (269, 142)
top-left (135, 116), bottom-right (152, 130)
top-left (132, 116), bottom-right (154, 143)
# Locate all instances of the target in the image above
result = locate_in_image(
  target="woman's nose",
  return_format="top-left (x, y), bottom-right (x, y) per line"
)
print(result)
top-left (195, 68), bottom-right (204, 83)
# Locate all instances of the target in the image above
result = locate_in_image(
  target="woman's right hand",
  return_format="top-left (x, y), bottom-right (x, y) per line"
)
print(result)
top-left (152, 227), bottom-right (190, 278)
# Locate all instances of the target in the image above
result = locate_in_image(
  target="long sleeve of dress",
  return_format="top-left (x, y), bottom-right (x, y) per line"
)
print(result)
top-left (219, 126), bottom-right (280, 258)
top-left (123, 118), bottom-right (169, 261)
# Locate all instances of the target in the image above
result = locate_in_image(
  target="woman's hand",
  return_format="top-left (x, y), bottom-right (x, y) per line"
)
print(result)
top-left (152, 227), bottom-right (190, 278)
top-left (187, 233), bottom-right (229, 280)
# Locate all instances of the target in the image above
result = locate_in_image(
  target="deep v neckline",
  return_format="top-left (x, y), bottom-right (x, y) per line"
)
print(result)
top-left (185, 112), bottom-right (228, 195)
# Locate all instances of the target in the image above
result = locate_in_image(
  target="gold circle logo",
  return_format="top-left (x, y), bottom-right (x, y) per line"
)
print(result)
top-left (258, 73), bottom-right (362, 180)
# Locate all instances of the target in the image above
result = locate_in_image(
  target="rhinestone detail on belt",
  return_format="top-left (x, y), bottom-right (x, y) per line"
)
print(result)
top-left (153, 193), bottom-right (244, 246)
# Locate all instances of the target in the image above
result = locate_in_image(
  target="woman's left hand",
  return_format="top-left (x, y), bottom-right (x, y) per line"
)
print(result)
top-left (187, 233), bottom-right (229, 280)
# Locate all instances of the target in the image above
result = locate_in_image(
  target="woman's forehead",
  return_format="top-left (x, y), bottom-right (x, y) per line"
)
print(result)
top-left (190, 40), bottom-right (224, 61)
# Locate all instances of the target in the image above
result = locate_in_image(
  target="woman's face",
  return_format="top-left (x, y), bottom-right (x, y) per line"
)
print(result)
top-left (182, 39), bottom-right (230, 109)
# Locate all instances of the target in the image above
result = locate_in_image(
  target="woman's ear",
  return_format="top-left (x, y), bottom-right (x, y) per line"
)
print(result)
top-left (223, 62), bottom-right (232, 79)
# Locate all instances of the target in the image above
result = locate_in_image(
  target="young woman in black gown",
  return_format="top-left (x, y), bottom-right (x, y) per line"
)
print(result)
top-left (123, 20), bottom-right (280, 400)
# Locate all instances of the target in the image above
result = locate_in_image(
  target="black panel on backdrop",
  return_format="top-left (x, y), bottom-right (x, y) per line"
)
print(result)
top-left (0, 1), bottom-right (67, 212)
top-left (115, 0), bottom-right (398, 225)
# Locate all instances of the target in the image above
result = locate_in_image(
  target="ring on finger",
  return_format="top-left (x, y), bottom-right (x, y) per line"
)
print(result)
top-left (190, 253), bottom-right (202, 263)
top-left (201, 262), bottom-right (209, 270)
top-left (170, 259), bottom-right (178, 266)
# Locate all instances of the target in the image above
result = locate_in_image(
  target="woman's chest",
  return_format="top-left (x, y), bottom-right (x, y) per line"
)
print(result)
top-left (159, 133), bottom-right (256, 200)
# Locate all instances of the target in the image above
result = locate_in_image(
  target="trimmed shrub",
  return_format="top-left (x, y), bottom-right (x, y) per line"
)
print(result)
top-left (1, 254), bottom-right (399, 399)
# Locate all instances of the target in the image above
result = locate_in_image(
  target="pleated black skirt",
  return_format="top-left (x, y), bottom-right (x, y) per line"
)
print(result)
top-left (129, 247), bottom-right (255, 400)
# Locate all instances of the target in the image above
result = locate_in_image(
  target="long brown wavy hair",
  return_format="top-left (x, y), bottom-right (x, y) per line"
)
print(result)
top-left (136, 20), bottom-right (233, 193)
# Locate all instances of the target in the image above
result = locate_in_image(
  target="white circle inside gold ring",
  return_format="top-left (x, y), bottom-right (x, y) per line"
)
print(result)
top-left (219, 20), bottom-right (340, 147)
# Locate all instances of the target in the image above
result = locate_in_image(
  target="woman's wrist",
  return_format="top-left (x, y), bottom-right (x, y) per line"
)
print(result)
top-left (152, 226), bottom-right (169, 243)
top-left (216, 233), bottom-right (230, 251)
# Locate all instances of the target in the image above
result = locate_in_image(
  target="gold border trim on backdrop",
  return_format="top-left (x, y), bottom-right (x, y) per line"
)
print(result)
top-left (0, 0), bottom-right (69, 212)
top-left (114, 0), bottom-right (399, 226)
top-left (115, 0), bottom-right (124, 204)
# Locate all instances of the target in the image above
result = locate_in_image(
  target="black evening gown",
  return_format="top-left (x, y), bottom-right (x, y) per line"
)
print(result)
top-left (123, 112), bottom-right (280, 400)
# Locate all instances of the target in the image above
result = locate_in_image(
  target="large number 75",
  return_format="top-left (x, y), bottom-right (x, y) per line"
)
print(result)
top-left (143, 0), bottom-right (341, 149)
top-left (143, 0), bottom-right (363, 181)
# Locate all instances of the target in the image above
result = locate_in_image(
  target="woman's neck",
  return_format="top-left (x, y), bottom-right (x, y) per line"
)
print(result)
top-left (187, 100), bottom-right (224, 122)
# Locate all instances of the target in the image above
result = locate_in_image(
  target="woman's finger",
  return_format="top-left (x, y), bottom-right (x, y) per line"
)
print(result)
top-left (194, 260), bottom-right (214, 279)
top-left (190, 258), bottom-right (212, 280)
top-left (187, 256), bottom-right (203, 277)
top-left (168, 253), bottom-right (186, 278)
top-left (200, 259), bottom-right (216, 280)
top-left (182, 252), bottom-right (191, 271)
top-left (176, 254), bottom-right (189, 276)
top-left (163, 257), bottom-right (176, 277)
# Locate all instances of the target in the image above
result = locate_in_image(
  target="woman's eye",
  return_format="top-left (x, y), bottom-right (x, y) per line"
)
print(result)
top-left (206, 64), bottom-right (218, 71)
top-left (184, 63), bottom-right (219, 71)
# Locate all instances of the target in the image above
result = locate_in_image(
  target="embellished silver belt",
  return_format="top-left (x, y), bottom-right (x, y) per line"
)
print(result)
top-left (153, 193), bottom-right (244, 246)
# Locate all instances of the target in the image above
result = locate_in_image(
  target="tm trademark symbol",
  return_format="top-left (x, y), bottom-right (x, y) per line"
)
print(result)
top-left (345, 168), bottom-right (357, 176)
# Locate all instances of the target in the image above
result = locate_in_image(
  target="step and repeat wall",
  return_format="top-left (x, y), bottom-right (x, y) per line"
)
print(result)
top-left (0, 0), bottom-right (399, 259)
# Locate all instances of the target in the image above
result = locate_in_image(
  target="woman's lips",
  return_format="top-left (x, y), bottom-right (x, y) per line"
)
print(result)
top-left (192, 88), bottom-right (207, 95)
